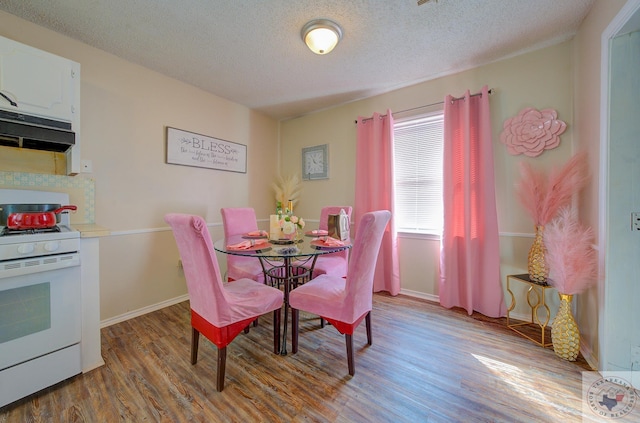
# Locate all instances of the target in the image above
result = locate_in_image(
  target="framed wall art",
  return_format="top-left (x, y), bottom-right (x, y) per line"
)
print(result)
top-left (302, 144), bottom-right (329, 180)
top-left (166, 127), bottom-right (247, 173)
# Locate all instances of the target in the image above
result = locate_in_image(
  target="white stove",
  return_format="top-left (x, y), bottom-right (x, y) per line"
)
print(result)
top-left (0, 188), bottom-right (82, 407)
top-left (0, 189), bottom-right (80, 275)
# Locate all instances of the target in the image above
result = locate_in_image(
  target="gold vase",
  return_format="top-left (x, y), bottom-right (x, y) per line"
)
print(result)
top-left (528, 225), bottom-right (548, 283)
top-left (551, 294), bottom-right (580, 361)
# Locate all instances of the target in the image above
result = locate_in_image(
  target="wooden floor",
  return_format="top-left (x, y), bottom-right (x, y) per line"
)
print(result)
top-left (1, 293), bottom-right (636, 422)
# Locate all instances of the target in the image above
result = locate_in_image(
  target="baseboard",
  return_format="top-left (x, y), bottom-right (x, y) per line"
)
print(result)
top-left (398, 288), bottom-right (540, 323)
top-left (100, 294), bottom-right (189, 328)
top-left (580, 339), bottom-right (599, 370)
top-left (399, 288), bottom-right (439, 303)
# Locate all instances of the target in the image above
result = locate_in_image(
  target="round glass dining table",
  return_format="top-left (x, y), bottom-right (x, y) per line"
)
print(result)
top-left (213, 233), bottom-right (352, 355)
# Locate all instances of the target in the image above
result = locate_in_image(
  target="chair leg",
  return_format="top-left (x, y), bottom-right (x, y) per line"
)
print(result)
top-left (273, 308), bottom-right (281, 354)
top-left (216, 346), bottom-right (227, 392)
top-left (365, 311), bottom-right (372, 346)
top-left (292, 308), bottom-right (299, 354)
top-left (320, 317), bottom-right (325, 328)
top-left (191, 327), bottom-right (200, 365)
top-left (346, 334), bottom-right (355, 376)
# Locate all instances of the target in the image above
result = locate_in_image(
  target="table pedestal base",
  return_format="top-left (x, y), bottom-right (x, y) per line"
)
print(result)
top-left (265, 260), bottom-right (312, 355)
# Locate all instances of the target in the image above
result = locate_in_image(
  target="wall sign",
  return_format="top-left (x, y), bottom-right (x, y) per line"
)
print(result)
top-left (166, 127), bottom-right (247, 173)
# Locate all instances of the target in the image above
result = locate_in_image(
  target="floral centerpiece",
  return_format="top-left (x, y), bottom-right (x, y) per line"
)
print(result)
top-left (272, 174), bottom-right (302, 210)
top-left (271, 173), bottom-right (304, 241)
top-left (278, 214), bottom-right (305, 240)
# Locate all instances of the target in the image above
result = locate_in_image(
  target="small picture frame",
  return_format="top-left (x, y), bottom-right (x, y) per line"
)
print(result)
top-left (302, 144), bottom-right (329, 180)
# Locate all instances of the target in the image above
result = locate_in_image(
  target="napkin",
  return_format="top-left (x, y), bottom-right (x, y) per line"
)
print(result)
top-left (309, 229), bottom-right (328, 235)
top-left (246, 230), bottom-right (268, 237)
top-left (227, 238), bottom-right (269, 250)
top-left (314, 237), bottom-right (345, 247)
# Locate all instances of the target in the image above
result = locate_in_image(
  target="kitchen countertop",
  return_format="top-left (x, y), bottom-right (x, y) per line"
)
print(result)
top-left (73, 224), bottom-right (110, 238)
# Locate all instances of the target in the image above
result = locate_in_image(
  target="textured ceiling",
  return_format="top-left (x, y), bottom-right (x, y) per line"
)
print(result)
top-left (0, 0), bottom-right (595, 121)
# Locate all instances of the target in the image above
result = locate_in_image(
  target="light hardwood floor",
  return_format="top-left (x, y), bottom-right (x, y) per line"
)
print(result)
top-left (1, 293), bottom-right (636, 422)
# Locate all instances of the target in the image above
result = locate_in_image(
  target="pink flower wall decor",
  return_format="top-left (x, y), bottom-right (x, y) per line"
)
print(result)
top-left (500, 107), bottom-right (567, 157)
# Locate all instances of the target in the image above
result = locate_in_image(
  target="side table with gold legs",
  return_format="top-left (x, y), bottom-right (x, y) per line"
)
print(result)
top-left (506, 274), bottom-right (555, 348)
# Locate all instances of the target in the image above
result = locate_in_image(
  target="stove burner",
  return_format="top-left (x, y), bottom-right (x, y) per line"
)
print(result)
top-left (1, 226), bottom-right (62, 236)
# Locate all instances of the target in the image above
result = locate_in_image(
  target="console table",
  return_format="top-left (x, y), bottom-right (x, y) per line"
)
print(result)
top-left (506, 274), bottom-right (555, 348)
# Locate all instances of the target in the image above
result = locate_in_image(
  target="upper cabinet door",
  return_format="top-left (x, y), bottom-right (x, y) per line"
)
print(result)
top-left (0, 36), bottom-right (79, 123)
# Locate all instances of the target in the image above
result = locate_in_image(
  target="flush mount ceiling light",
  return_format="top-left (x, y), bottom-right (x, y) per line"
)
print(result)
top-left (301, 19), bottom-right (343, 55)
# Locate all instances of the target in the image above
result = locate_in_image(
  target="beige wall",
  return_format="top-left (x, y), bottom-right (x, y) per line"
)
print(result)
top-left (281, 41), bottom-right (575, 315)
top-left (0, 11), bottom-right (280, 321)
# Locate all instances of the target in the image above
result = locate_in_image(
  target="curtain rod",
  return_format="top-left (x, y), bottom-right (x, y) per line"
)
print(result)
top-left (355, 88), bottom-right (493, 124)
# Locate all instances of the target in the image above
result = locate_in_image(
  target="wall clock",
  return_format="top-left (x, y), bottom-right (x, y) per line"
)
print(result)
top-left (302, 144), bottom-right (329, 180)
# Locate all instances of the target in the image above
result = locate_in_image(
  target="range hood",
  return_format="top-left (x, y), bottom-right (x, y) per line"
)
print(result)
top-left (0, 109), bottom-right (75, 153)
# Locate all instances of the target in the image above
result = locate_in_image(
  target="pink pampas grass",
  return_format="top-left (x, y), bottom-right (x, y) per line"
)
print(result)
top-left (516, 152), bottom-right (589, 225)
top-left (544, 207), bottom-right (597, 294)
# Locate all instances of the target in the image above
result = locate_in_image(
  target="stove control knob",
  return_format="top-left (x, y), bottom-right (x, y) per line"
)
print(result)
top-left (44, 241), bottom-right (60, 252)
top-left (18, 243), bottom-right (35, 254)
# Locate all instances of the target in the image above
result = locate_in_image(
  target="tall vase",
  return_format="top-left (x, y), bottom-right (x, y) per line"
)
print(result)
top-left (551, 294), bottom-right (580, 361)
top-left (528, 225), bottom-right (548, 283)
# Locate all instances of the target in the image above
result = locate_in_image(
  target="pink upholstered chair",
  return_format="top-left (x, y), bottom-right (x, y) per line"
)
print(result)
top-left (290, 210), bottom-right (391, 376)
top-left (164, 213), bottom-right (283, 391)
top-left (220, 207), bottom-right (265, 284)
top-left (311, 206), bottom-right (353, 279)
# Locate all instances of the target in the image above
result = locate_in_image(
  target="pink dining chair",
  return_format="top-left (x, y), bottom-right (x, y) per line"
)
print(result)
top-left (290, 210), bottom-right (391, 376)
top-left (311, 206), bottom-right (353, 279)
top-left (164, 213), bottom-right (283, 392)
top-left (220, 207), bottom-right (265, 284)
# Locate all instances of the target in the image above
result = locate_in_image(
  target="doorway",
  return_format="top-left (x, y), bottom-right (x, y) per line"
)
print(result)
top-left (600, 0), bottom-right (640, 387)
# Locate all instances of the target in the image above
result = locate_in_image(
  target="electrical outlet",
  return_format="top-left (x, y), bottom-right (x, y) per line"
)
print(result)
top-left (632, 212), bottom-right (640, 231)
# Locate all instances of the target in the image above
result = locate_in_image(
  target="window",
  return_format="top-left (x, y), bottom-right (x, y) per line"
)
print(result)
top-left (393, 112), bottom-right (444, 235)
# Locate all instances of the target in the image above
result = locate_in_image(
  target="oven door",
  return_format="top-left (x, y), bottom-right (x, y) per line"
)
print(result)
top-left (0, 264), bottom-right (81, 371)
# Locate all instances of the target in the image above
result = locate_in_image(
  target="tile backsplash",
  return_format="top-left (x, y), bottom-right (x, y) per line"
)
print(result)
top-left (0, 171), bottom-right (95, 224)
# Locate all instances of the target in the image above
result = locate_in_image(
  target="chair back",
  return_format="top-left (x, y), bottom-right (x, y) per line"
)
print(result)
top-left (344, 210), bottom-right (391, 320)
top-left (319, 206), bottom-right (352, 231)
top-left (220, 207), bottom-right (259, 236)
top-left (220, 207), bottom-right (264, 282)
top-left (164, 213), bottom-right (234, 326)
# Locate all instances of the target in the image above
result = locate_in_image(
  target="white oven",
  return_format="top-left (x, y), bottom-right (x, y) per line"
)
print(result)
top-left (0, 189), bottom-right (82, 408)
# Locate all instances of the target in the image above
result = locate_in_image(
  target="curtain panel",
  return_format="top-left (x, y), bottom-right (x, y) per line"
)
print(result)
top-left (355, 110), bottom-right (400, 295)
top-left (438, 86), bottom-right (506, 317)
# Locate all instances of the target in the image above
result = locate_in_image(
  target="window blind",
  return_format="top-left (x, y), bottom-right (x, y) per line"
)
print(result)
top-left (393, 113), bottom-right (443, 233)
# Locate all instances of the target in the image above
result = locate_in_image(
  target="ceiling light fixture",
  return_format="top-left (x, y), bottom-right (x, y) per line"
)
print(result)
top-left (301, 19), bottom-right (343, 55)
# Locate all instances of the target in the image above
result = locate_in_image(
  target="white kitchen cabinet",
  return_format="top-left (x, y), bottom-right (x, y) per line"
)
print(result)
top-left (0, 35), bottom-right (81, 175)
top-left (0, 35), bottom-right (79, 122)
top-left (78, 232), bottom-right (108, 373)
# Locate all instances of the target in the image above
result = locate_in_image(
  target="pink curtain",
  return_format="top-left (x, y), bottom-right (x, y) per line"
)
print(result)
top-left (355, 110), bottom-right (400, 295)
top-left (438, 86), bottom-right (506, 317)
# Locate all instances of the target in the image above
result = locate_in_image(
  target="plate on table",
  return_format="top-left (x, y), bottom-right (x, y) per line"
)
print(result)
top-left (270, 238), bottom-right (302, 245)
top-left (310, 239), bottom-right (349, 249)
top-left (242, 231), bottom-right (268, 239)
top-left (305, 230), bottom-right (328, 237)
top-left (227, 242), bottom-right (272, 252)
